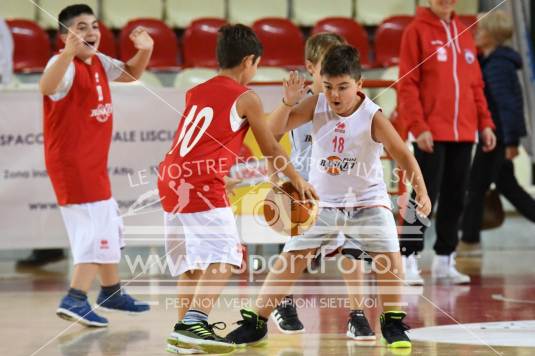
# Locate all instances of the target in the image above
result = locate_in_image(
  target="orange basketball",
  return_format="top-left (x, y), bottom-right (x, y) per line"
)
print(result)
top-left (263, 181), bottom-right (318, 236)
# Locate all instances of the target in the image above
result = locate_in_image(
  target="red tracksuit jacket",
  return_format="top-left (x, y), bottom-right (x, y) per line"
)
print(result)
top-left (398, 7), bottom-right (495, 142)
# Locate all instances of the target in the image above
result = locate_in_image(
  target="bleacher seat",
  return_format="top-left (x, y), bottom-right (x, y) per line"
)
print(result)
top-left (102, 0), bottom-right (163, 29)
top-left (6, 20), bottom-right (51, 72)
top-left (165, 0), bottom-right (225, 28)
top-left (228, 0), bottom-right (288, 26)
top-left (252, 67), bottom-right (290, 83)
top-left (374, 16), bottom-right (413, 68)
top-left (418, 0), bottom-right (479, 15)
top-left (292, 0), bottom-right (353, 27)
top-left (182, 18), bottom-right (227, 68)
top-left (372, 66), bottom-right (399, 119)
top-left (252, 18), bottom-right (304, 68)
top-left (0, 0), bottom-right (37, 21)
top-left (173, 68), bottom-right (218, 90)
top-left (37, 0), bottom-right (98, 29)
top-left (312, 17), bottom-right (370, 68)
top-left (355, 0), bottom-right (415, 26)
top-left (119, 19), bottom-right (178, 69)
top-left (55, 21), bottom-right (117, 57)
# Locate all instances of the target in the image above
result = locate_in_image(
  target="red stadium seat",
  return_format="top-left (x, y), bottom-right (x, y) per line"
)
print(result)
top-left (182, 18), bottom-right (227, 68)
top-left (6, 19), bottom-right (51, 72)
top-left (312, 17), bottom-right (371, 68)
top-left (374, 16), bottom-right (413, 68)
top-left (55, 21), bottom-right (117, 58)
top-left (252, 18), bottom-right (304, 68)
top-left (119, 19), bottom-right (179, 69)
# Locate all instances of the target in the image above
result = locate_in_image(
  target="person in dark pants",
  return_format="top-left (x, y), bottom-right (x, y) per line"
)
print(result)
top-left (397, 0), bottom-right (497, 285)
top-left (458, 10), bottom-right (535, 256)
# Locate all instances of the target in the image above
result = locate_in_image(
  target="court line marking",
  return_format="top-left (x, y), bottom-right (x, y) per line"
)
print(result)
top-left (492, 294), bottom-right (535, 304)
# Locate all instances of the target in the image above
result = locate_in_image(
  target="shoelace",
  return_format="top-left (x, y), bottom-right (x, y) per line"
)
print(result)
top-left (349, 313), bottom-right (372, 333)
top-left (383, 319), bottom-right (410, 338)
top-left (205, 321), bottom-right (227, 333)
top-left (278, 302), bottom-right (298, 320)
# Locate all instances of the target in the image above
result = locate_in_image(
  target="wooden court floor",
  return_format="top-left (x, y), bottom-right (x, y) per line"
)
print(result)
top-left (2, 218), bottom-right (535, 356)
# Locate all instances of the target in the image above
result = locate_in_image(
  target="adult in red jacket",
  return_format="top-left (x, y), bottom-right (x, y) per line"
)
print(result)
top-left (397, 0), bottom-right (496, 285)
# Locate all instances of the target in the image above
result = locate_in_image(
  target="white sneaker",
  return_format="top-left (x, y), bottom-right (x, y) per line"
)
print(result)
top-left (432, 254), bottom-right (470, 284)
top-left (402, 255), bottom-right (424, 286)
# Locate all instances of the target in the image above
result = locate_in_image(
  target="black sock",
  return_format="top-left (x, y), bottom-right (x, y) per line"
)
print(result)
top-left (68, 288), bottom-right (87, 301)
top-left (350, 309), bottom-right (364, 315)
top-left (101, 282), bottom-right (121, 297)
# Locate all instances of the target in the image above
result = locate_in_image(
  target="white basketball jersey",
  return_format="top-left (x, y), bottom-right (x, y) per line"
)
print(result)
top-left (309, 92), bottom-right (391, 208)
top-left (289, 90), bottom-right (313, 180)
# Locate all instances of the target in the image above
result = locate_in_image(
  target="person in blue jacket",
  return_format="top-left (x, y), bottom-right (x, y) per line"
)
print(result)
top-left (459, 10), bottom-right (535, 256)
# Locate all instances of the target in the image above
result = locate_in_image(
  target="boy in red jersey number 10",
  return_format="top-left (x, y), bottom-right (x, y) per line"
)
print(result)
top-left (158, 24), bottom-right (317, 354)
top-left (40, 4), bottom-right (153, 327)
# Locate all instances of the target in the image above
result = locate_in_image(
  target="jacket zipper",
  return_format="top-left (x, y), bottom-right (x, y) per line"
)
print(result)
top-left (441, 20), bottom-right (460, 141)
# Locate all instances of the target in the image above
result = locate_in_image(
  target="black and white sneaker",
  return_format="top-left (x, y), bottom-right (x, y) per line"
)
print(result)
top-left (346, 310), bottom-right (375, 341)
top-left (271, 296), bottom-right (305, 334)
top-left (225, 309), bottom-right (268, 346)
top-left (167, 321), bottom-right (235, 354)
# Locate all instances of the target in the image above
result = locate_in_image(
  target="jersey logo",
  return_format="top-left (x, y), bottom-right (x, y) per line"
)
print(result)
top-left (319, 156), bottom-right (357, 176)
top-left (464, 49), bottom-right (475, 64)
top-left (168, 105), bottom-right (214, 157)
top-left (335, 122), bottom-right (346, 134)
top-left (90, 103), bottom-right (113, 122)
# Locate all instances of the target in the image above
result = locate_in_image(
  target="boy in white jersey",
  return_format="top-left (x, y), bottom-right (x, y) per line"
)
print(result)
top-left (227, 45), bottom-right (431, 348)
top-left (268, 33), bottom-right (376, 340)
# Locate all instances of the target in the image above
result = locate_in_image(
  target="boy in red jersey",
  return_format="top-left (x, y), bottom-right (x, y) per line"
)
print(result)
top-left (40, 4), bottom-right (153, 327)
top-left (159, 24), bottom-right (317, 354)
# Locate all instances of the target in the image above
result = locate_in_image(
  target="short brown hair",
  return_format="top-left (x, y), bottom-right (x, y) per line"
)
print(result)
top-left (305, 32), bottom-right (345, 65)
top-left (478, 10), bottom-right (514, 45)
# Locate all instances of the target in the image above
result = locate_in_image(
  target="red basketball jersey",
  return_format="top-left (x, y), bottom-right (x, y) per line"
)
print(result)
top-left (43, 56), bottom-right (113, 205)
top-left (158, 75), bottom-right (250, 213)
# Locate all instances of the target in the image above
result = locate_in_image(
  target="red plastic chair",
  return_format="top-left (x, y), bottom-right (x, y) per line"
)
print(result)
top-left (55, 21), bottom-right (117, 58)
top-left (119, 18), bottom-right (179, 69)
top-left (312, 17), bottom-right (371, 68)
top-left (252, 18), bottom-right (304, 68)
top-left (6, 19), bottom-right (51, 72)
top-left (374, 16), bottom-right (414, 68)
top-left (182, 18), bottom-right (227, 68)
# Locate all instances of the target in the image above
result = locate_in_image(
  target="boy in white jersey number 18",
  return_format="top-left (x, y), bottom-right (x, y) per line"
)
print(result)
top-left (268, 33), bottom-right (377, 340)
top-left (226, 45), bottom-right (431, 349)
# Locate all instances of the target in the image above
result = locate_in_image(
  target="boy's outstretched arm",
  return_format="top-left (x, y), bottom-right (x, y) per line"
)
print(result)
top-left (267, 71), bottom-right (317, 135)
top-left (239, 91), bottom-right (318, 201)
top-left (39, 31), bottom-right (82, 95)
top-left (372, 111), bottom-right (431, 216)
top-left (114, 27), bottom-right (153, 82)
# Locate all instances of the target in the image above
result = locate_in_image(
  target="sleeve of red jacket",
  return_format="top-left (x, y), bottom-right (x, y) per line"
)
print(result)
top-left (471, 60), bottom-right (495, 131)
top-left (398, 25), bottom-right (429, 138)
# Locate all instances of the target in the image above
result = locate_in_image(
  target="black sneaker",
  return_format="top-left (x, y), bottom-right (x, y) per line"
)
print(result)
top-left (271, 296), bottom-right (305, 334)
top-left (380, 311), bottom-right (411, 348)
top-left (167, 321), bottom-right (235, 354)
top-left (225, 309), bottom-right (268, 346)
top-left (346, 310), bottom-right (375, 341)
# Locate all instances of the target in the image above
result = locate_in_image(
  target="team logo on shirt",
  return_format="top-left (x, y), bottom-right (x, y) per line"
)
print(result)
top-left (465, 49), bottom-right (476, 64)
top-left (320, 156), bottom-right (357, 176)
top-left (100, 239), bottom-right (109, 250)
top-left (437, 47), bottom-right (448, 62)
top-left (90, 103), bottom-right (113, 123)
top-left (335, 122), bottom-right (346, 134)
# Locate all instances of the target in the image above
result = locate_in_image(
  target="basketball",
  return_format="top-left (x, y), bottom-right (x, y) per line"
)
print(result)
top-left (263, 181), bottom-right (318, 236)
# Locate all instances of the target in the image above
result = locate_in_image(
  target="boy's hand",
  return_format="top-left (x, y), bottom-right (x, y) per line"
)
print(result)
top-left (63, 30), bottom-right (85, 57)
top-left (415, 191), bottom-right (431, 217)
top-left (289, 175), bottom-right (319, 201)
top-left (283, 71), bottom-right (306, 107)
top-left (481, 127), bottom-right (497, 152)
top-left (224, 177), bottom-right (242, 197)
top-left (129, 27), bottom-right (154, 51)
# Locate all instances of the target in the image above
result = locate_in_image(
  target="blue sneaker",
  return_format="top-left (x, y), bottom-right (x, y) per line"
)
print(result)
top-left (96, 290), bottom-right (150, 314)
top-left (57, 294), bottom-right (108, 327)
